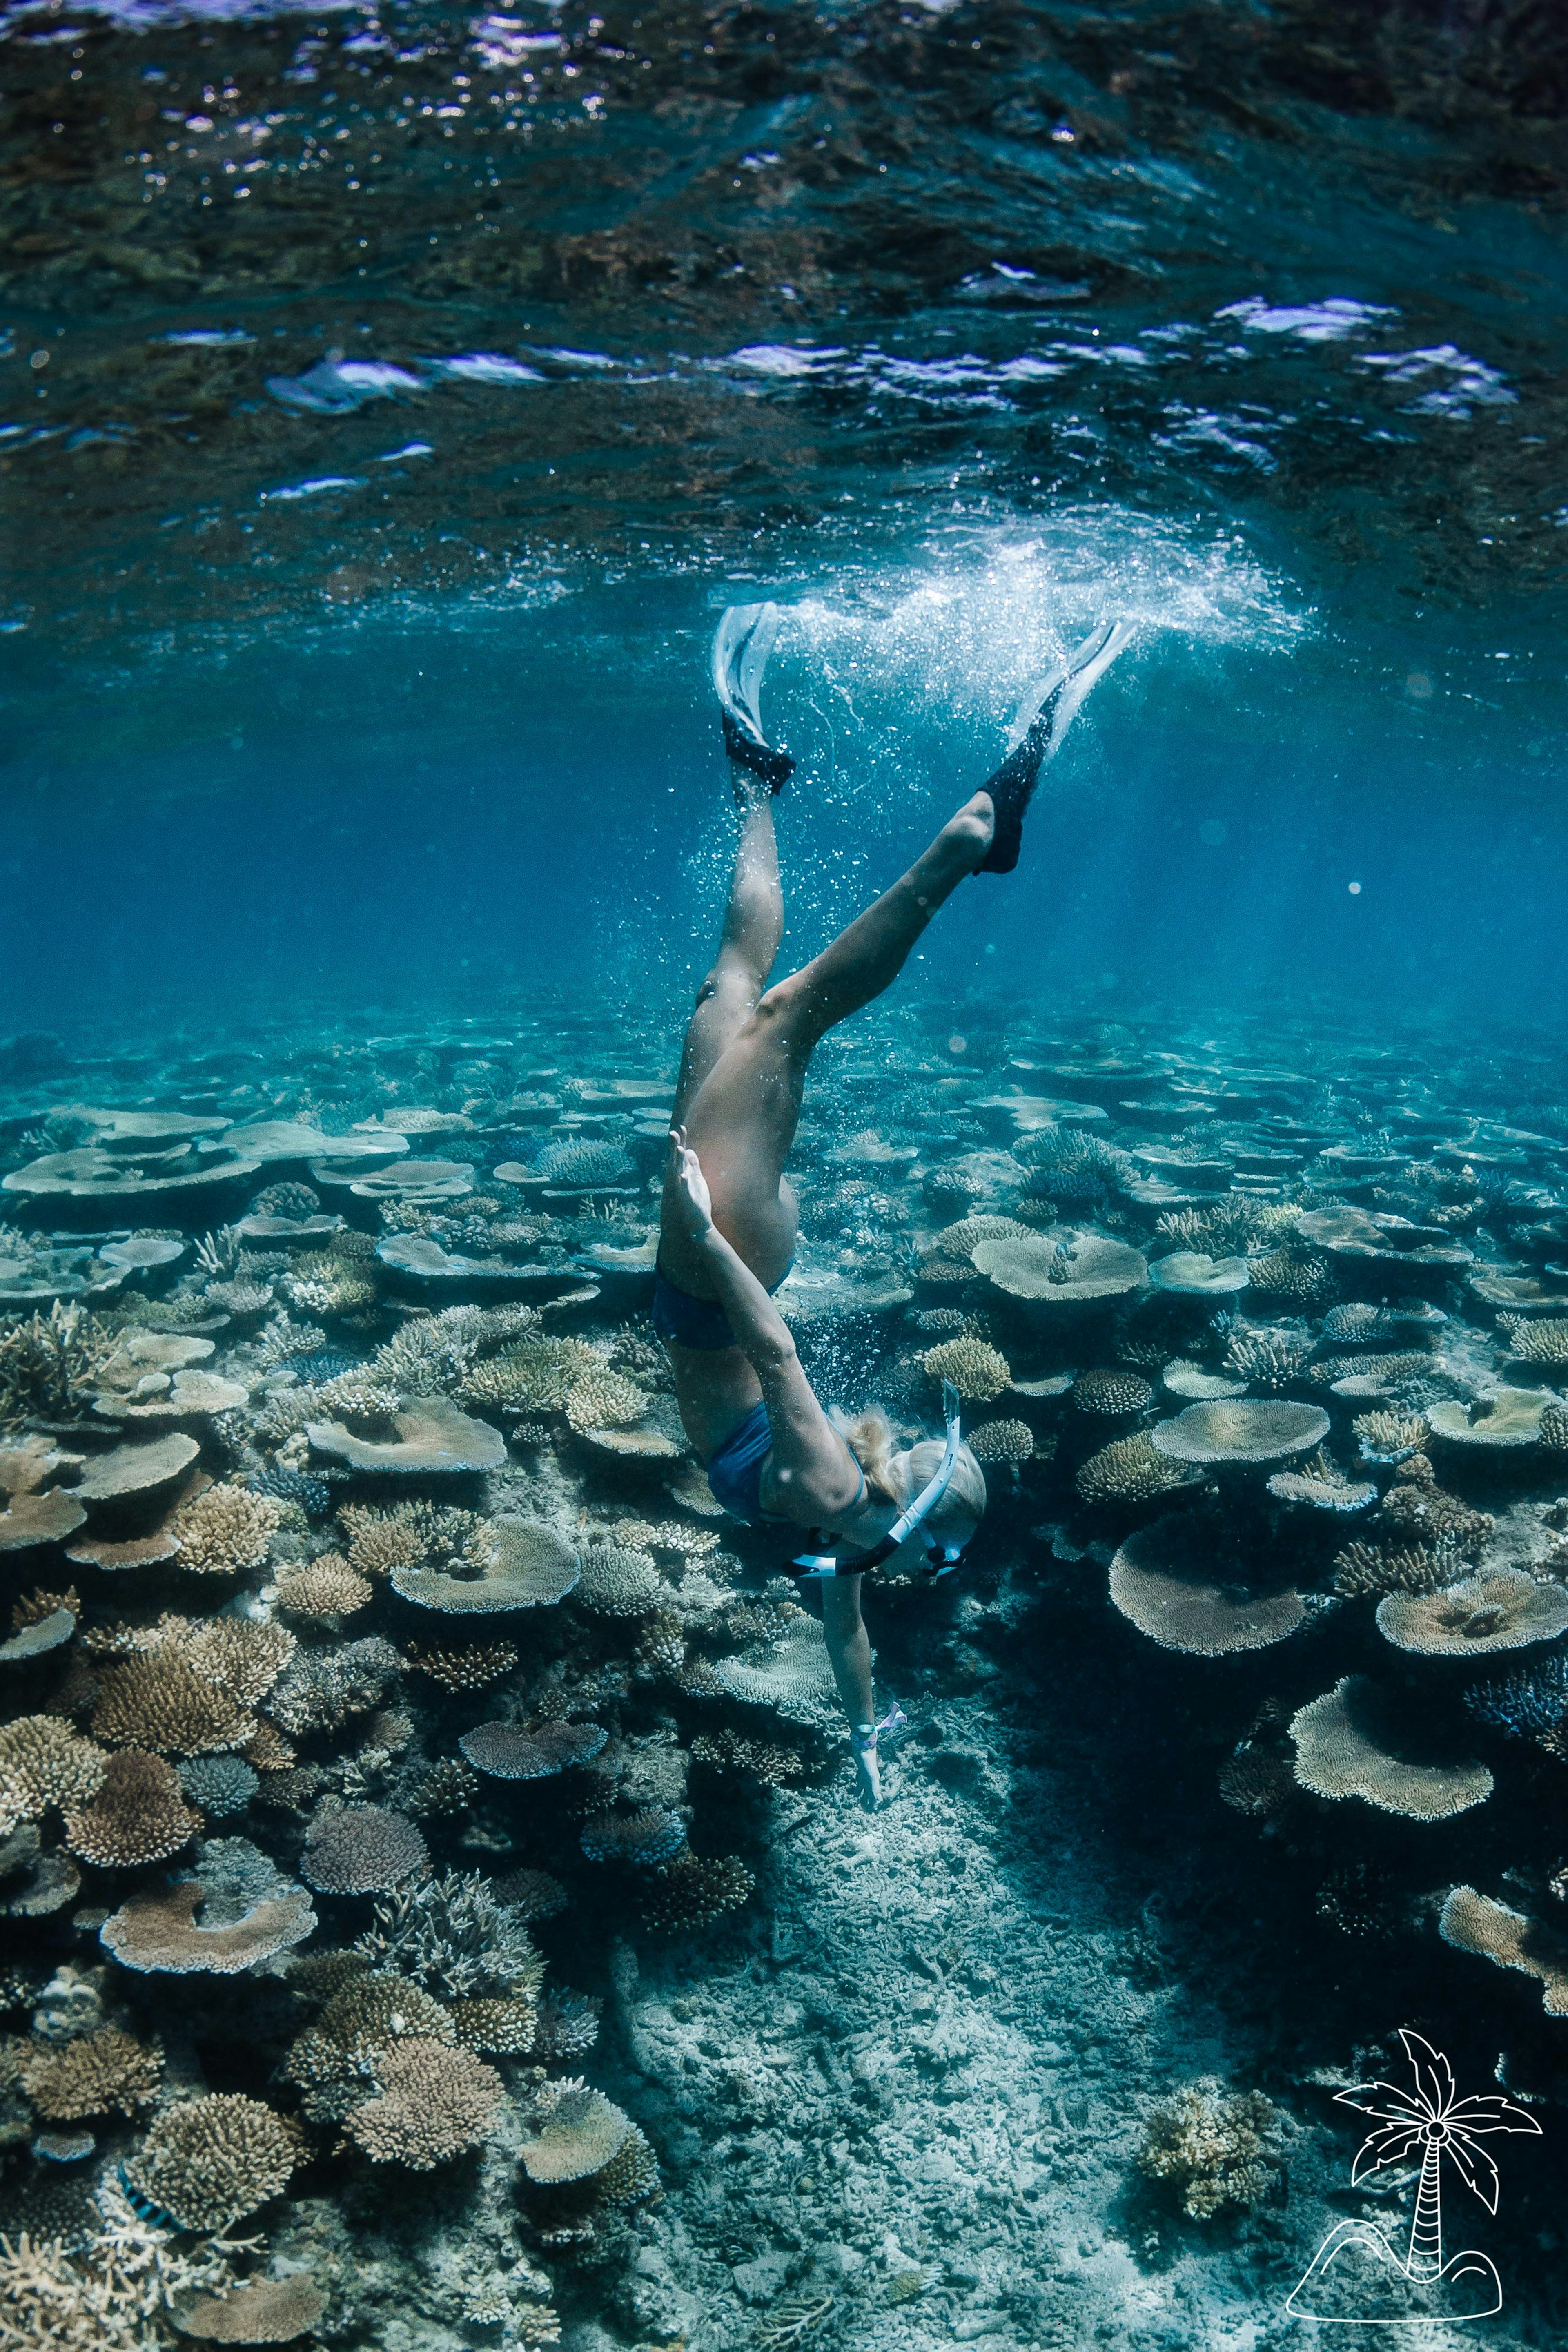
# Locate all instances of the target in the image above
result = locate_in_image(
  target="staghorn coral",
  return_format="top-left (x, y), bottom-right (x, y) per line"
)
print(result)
top-left (347, 2035), bottom-right (505, 2168)
top-left (1223, 1326), bottom-right (1312, 1390)
top-left (274, 1554), bottom-right (374, 1620)
top-left (1138, 2080), bottom-right (1281, 2218)
top-left (920, 1335), bottom-right (1011, 1402)
top-left (1464, 1654), bottom-right (1568, 1745)
top-left (458, 1335), bottom-right (597, 1415)
top-left (284, 1254), bottom-right (376, 1316)
top-left (593, 2121), bottom-right (661, 2209)
top-left (641, 1853), bottom-right (754, 1933)
top-left (1353, 1409), bottom-right (1428, 1465)
top-left (265, 1636), bottom-right (401, 1738)
top-left (1332, 1540), bottom-right (1459, 1598)
top-left (405, 1639), bottom-right (519, 1692)
top-left (0, 2187), bottom-right (242, 2352)
top-left (19, 2024), bottom-right (163, 2120)
top-left (11, 1586), bottom-right (80, 1633)
top-left (534, 1991), bottom-right (601, 2061)
top-left (450, 1993), bottom-right (540, 2053)
top-left (63, 1748), bottom-right (203, 1866)
top-left (0, 1302), bottom-right (115, 1432)
top-left (562, 1361), bottom-right (649, 1435)
top-left (1075, 1432), bottom-right (1201, 1508)
top-left (1243, 1249), bottom-right (1332, 1305)
top-left (634, 1611), bottom-right (687, 1677)
top-left (301, 1804), bottom-right (428, 1895)
top-left (490, 1868), bottom-right (570, 1922)
top-left (126, 2094), bottom-right (300, 2231)
top-left (352, 1869), bottom-right (545, 2001)
top-left (0, 1717), bottom-right (107, 1825)
top-left (91, 1656), bottom-right (256, 1758)
top-left (169, 1484), bottom-right (282, 1577)
top-left (1500, 1315), bottom-right (1568, 1365)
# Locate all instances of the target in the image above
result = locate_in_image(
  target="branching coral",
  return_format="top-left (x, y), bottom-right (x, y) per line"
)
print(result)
top-left (0, 1717), bottom-right (107, 1827)
top-left (19, 2025), bottom-right (163, 2120)
top-left (1072, 1368), bottom-right (1153, 1416)
top-left (64, 1749), bottom-right (203, 1866)
top-left (352, 1870), bottom-right (545, 2000)
top-left (0, 1302), bottom-right (115, 1432)
top-left (641, 1853), bottom-right (754, 1933)
top-left (1075, 1432), bottom-right (1200, 1507)
top-left (1223, 1326), bottom-right (1312, 1389)
top-left (1137, 2080), bottom-right (1280, 2218)
top-left (405, 1639), bottom-right (519, 1692)
top-left (126, 2094), bottom-right (300, 2232)
top-left (274, 1554), bottom-right (374, 1620)
top-left (301, 1803), bottom-right (428, 1895)
top-left (346, 2035), bottom-right (505, 2168)
top-left (264, 1637), bottom-right (401, 1738)
top-left (91, 1656), bottom-right (256, 1758)
top-left (169, 1484), bottom-right (283, 1576)
top-left (919, 1335), bottom-right (1011, 1402)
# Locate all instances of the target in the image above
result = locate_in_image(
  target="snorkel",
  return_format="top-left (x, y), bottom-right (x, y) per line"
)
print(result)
top-left (789, 1382), bottom-right (970, 1583)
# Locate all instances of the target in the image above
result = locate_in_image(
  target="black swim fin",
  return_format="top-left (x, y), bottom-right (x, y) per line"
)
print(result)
top-left (713, 602), bottom-right (794, 793)
top-left (977, 618), bottom-right (1136, 874)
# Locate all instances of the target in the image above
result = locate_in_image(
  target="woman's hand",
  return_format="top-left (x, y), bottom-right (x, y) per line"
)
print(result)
top-left (667, 1125), bottom-right (715, 1243)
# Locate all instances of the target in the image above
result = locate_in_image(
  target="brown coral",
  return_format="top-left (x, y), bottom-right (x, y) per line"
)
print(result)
top-left (64, 1749), bottom-right (203, 1866)
top-left (345, 2036), bottom-right (504, 2168)
top-left (920, 1335), bottom-right (1011, 1403)
top-left (1138, 2080), bottom-right (1280, 2218)
top-left (274, 1555), bottom-right (374, 1621)
top-left (0, 1715), bottom-right (108, 1823)
top-left (183, 1619), bottom-right (297, 1708)
top-left (301, 1804), bottom-right (428, 1895)
top-left (641, 1853), bottom-right (753, 1933)
top-left (172, 2274), bottom-right (327, 2344)
top-left (125, 2093), bottom-right (300, 2230)
top-left (169, 1484), bottom-right (283, 1576)
top-left (91, 1655), bottom-right (256, 1758)
top-left (19, 2024), bottom-right (163, 2119)
top-left (1075, 1431), bottom-right (1200, 1508)
top-left (405, 1640), bottom-right (519, 1692)
top-left (101, 1877), bottom-right (316, 1975)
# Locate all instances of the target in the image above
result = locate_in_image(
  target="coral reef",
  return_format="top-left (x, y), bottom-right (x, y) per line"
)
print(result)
top-left (1138, 2081), bottom-right (1281, 2218)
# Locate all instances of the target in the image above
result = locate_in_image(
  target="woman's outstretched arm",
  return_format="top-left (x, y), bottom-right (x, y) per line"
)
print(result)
top-left (666, 1128), bottom-right (862, 1521)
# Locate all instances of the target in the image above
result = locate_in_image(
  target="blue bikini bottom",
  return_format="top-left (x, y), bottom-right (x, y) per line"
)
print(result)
top-left (705, 1400), bottom-right (775, 1526)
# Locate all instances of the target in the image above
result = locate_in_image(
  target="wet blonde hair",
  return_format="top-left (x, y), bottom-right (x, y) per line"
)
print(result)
top-left (838, 1410), bottom-right (987, 1546)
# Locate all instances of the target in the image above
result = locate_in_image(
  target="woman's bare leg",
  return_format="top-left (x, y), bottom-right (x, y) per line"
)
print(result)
top-left (670, 789), bottom-right (784, 1128)
top-left (822, 1575), bottom-right (874, 1725)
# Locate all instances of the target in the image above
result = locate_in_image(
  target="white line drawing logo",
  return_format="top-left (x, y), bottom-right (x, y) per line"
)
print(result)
top-left (1285, 2028), bottom-right (1541, 2324)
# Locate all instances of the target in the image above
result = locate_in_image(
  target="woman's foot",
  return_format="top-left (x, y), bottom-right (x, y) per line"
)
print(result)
top-left (850, 1702), bottom-right (908, 1812)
